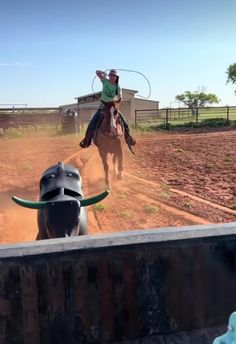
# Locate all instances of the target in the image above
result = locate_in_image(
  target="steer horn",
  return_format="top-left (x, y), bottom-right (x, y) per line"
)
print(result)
top-left (12, 190), bottom-right (110, 209)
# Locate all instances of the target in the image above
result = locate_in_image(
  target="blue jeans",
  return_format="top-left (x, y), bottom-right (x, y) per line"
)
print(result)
top-left (86, 107), bottom-right (129, 132)
top-left (86, 108), bottom-right (102, 132)
top-left (84, 103), bottom-right (130, 141)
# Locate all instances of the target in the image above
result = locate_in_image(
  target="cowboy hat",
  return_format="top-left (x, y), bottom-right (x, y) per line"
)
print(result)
top-left (109, 69), bottom-right (118, 76)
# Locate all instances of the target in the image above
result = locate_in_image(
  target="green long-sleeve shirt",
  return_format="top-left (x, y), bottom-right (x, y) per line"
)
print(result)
top-left (100, 78), bottom-right (121, 103)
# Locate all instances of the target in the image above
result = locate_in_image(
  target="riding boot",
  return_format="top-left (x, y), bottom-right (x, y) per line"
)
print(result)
top-left (79, 108), bottom-right (102, 148)
top-left (79, 129), bottom-right (93, 148)
top-left (120, 114), bottom-right (136, 146)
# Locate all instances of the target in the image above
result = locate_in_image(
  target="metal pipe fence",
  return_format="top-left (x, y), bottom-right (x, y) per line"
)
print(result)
top-left (135, 106), bottom-right (236, 128)
top-left (0, 107), bottom-right (61, 131)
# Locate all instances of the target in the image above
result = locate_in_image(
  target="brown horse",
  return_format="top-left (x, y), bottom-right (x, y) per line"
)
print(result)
top-left (93, 102), bottom-right (124, 188)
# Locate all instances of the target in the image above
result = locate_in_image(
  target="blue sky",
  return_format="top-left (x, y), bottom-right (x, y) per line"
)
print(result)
top-left (1, 0), bottom-right (236, 108)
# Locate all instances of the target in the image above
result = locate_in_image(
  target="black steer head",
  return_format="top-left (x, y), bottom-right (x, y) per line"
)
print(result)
top-left (12, 162), bottom-right (109, 239)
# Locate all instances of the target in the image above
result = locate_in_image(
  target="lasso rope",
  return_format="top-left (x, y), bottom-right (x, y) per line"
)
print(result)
top-left (91, 68), bottom-right (152, 99)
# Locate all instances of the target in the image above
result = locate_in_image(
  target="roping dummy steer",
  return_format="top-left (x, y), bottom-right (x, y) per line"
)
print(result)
top-left (12, 162), bottom-right (109, 239)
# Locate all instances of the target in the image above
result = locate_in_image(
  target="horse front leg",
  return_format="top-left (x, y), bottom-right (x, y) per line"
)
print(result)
top-left (99, 151), bottom-right (110, 188)
top-left (112, 154), bottom-right (117, 178)
top-left (117, 145), bottom-right (124, 181)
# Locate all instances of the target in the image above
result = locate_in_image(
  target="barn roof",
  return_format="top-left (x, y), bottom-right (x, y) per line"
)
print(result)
top-left (74, 88), bottom-right (138, 104)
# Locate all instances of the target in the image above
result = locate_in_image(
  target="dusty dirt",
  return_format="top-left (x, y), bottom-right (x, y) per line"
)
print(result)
top-left (0, 129), bottom-right (235, 244)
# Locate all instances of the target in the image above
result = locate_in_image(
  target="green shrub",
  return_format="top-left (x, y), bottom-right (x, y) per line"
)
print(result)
top-left (140, 117), bottom-right (235, 131)
top-left (5, 128), bottom-right (22, 138)
top-left (199, 118), bottom-right (231, 127)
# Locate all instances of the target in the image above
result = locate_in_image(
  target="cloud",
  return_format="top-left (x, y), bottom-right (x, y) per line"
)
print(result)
top-left (0, 62), bottom-right (27, 67)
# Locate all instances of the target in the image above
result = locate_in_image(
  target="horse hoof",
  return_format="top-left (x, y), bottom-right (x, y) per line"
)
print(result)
top-left (105, 181), bottom-right (111, 190)
top-left (117, 171), bottom-right (123, 180)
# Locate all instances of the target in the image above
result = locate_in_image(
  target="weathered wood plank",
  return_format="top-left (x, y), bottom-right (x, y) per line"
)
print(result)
top-left (21, 264), bottom-right (40, 344)
top-left (0, 224), bottom-right (235, 342)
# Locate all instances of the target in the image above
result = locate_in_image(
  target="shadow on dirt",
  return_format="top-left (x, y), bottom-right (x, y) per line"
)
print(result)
top-left (0, 186), bottom-right (38, 211)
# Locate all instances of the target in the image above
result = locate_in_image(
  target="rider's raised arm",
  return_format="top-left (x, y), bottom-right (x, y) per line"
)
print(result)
top-left (96, 70), bottom-right (106, 81)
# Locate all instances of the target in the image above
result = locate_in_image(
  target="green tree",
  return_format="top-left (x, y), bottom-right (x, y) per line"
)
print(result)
top-left (226, 63), bottom-right (236, 94)
top-left (175, 90), bottom-right (220, 115)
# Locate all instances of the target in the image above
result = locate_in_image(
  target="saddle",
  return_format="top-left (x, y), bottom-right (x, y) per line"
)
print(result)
top-left (101, 100), bottom-right (120, 113)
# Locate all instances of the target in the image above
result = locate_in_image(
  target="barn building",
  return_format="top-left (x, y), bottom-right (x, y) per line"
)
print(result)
top-left (60, 88), bottom-right (159, 126)
top-left (76, 88), bottom-right (159, 124)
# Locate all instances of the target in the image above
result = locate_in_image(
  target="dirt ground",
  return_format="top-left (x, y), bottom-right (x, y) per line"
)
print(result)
top-left (0, 129), bottom-right (235, 244)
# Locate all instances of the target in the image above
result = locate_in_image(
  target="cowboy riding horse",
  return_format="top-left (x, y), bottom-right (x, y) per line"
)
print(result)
top-left (93, 101), bottom-right (134, 188)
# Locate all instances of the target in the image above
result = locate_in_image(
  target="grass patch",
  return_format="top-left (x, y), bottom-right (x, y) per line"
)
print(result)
top-left (135, 123), bottom-right (156, 133)
top-left (117, 192), bottom-right (128, 200)
top-left (205, 162), bottom-right (215, 168)
top-left (93, 203), bottom-right (109, 211)
top-left (4, 128), bottom-right (22, 138)
top-left (158, 191), bottom-right (170, 200)
top-left (120, 210), bottom-right (133, 219)
top-left (175, 148), bottom-right (185, 153)
top-left (143, 204), bottom-right (159, 214)
top-left (22, 163), bottom-right (33, 171)
top-left (184, 201), bottom-right (195, 211)
top-left (160, 182), bottom-right (170, 191)
top-left (224, 156), bottom-right (234, 163)
top-left (137, 117), bottom-right (236, 131)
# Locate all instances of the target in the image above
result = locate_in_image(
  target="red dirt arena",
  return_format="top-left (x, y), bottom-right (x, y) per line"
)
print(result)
top-left (0, 129), bottom-right (235, 244)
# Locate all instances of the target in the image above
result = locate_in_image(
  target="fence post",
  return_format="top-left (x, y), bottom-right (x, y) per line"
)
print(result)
top-left (226, 106), bottom-right (229, 121)
top-left (166, 108), bottom-right (169, 128)
top-left (135, 110), bottom-right (137, 128)
top-left (196, 108), bottom-right (199, 124)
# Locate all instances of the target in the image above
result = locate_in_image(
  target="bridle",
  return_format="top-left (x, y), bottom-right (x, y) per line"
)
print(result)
top-left (101, 102), bottom-right (123, 137)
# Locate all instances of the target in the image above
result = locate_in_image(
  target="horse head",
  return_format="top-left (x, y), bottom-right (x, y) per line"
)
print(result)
top-left (101, 101), bottom-right (123, 136)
